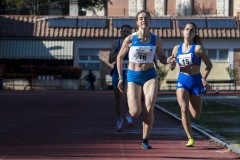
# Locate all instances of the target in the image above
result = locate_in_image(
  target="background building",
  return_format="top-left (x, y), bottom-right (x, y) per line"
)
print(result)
top-left (0, 0), bottom-right (240, 90)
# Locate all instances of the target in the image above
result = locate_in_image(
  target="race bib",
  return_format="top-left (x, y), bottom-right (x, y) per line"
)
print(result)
top-left (178, 53), bottom-right (193, 66)
top-left (129, 45), bottom-right (156, 63)
top-left (134, 46), bottom-right (152, 62)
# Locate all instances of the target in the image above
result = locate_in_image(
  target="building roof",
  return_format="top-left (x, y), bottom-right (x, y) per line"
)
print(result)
top-left (0, 15), bottom-right (240, 39)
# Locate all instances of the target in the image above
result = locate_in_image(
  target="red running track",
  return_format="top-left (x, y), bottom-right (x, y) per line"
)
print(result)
top-left (0, 90), bottom-right (239, 159)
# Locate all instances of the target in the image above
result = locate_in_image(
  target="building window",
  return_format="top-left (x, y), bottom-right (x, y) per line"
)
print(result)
top-left (78, 49), bottom-right (99, 71)
top-left (219, 49), bottom-right (228, 61)
top-left (206, 49), bottom-right (228, 62)
top-left (207, 49), bottom-right (217, 60)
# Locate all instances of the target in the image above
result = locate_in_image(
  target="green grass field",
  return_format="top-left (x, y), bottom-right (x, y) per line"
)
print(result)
top-left (156, 98), bottom-right (240, 148)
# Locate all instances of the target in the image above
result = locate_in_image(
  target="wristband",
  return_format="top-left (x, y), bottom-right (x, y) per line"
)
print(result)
top-left (118, 76), bottom-right (123, 80)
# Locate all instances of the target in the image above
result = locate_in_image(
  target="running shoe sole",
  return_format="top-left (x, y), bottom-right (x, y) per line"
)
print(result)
top-left (141, 142), bottom-right (152, 149)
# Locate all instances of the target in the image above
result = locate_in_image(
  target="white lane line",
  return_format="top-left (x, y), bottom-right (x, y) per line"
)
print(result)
top-left (155, 104), bottom-right (240, 155)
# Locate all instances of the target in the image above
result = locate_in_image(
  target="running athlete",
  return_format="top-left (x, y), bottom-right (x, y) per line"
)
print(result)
top-left (116, 10), bottom-right (173, 149)
top-left (169, 22), bottom-right (212, 147)
top-left (109, 24), bottom-right (133, 132)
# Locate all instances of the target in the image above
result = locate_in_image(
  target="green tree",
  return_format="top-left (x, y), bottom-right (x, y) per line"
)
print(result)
top-left (0, 0), bottom-right (111, 15)
top-left (155, 65), bottom-right (169, 90)
top-left (78, 0), bottom-right (111, 16)
top-left (226, 65), bottom-right (239, 80)
top-left (1, 0), bottom-right (61, 15)
top-left (79, 0), bottom-right (108, 10)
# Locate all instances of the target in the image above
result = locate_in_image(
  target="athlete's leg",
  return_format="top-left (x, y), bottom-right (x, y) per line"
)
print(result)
top-left (122, 90), bottom-right (128, 114)
top-left (122, 80), bottom-right (133, 125)
top-left (127, 82), bottom-right (142, 118)
top-left (189, 94), bottom-right (203, 119)
top-left (142, 78), bottom-right (158, 139)
top-left (122, 73), bottom-right (129, 111)
top-left (176, 88), bottom-right (192, 139)
top-left (113, 87), bottom-right (122, 118)
top-left (114, 87), bottom-right (124, 131)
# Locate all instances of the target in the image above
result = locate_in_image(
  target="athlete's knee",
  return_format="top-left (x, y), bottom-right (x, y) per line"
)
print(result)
top-left (180, 106), bottom-right (189, 115)
top-left (193, 115), bottom-right (200, 119)
top-left (129, 109), bottom-right (141, 118)
top-left (192, 112), bottom-right (201, 119)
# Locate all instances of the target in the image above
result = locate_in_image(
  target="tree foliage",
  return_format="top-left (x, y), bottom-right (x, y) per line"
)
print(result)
top-left (226, 65), bottom-right (239, 80)
top-left (0, 0), bottom-right (111, 15)
top-left (155, 65), bottom-right (169, 90)
top-left (79, 0), bottom-right (109, 10)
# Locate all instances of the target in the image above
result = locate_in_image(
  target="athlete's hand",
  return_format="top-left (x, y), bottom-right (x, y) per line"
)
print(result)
top-left (167, 56), bottom-right (176, 70)
top-left (117, 80), bottom-right (124, 93)
top-left (202, 79), bottom-right (212, 91)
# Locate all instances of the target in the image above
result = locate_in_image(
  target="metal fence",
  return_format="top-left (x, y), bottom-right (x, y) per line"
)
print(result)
top-left (2, 78), bottom-right (113, 91)
top-left (1, 78), bottom-right (238, 91)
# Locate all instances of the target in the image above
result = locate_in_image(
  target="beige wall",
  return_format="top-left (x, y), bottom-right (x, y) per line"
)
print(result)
top-left (162, 62), bottom-right (230, 79)
top-left (204, 62), bottom-right (230, 80)
top-left (233, 0), bottom-right (240, 16)
top-left (160, 61), bottom-right (230, 89)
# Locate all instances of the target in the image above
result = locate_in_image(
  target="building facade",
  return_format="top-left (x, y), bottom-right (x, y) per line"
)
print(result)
top-left (89, 0), bottom-right (238, 17)
top-left (0, 0), bottom-right (240, 90)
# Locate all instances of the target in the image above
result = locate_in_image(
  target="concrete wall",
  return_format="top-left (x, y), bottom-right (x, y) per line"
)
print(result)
top-left (233, 0), bottom-right (240, 16)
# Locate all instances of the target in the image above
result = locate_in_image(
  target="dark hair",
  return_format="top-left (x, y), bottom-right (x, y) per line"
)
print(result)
top-left (184, 22), bottom-right (203, 46)
top-left (136, 10), bottom-right (151, 21)
top-left (121, 24), bottom-right (132, 30)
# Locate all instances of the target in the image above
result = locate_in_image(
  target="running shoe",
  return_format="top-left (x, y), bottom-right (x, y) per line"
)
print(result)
top-left (186, 138), bottom-right (195, 147)
top-left (116, 117), bottom-right (123, 132)
top-left (141, 139), bottom-right (152, 149)
top-left (126, 112), bottom-right (133, 126)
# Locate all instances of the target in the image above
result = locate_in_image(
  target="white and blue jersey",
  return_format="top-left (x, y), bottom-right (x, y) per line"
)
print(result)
top-left (176, 43), bottom-right (201, 67)
top-left (176, 43), bottom-right (204, 95)
top-left (128, 32), bottom-right (156, 63)
top-left (127, 32), bottom-right (157, 85)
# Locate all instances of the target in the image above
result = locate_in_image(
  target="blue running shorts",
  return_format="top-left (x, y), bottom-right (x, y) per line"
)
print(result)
top-left (176, 72), bottom-right (205, 95)
top-left (127, 68), bottom-right (157, 86)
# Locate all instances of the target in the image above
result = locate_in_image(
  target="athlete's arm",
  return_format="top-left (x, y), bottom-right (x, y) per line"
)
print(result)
top-left (171, 45), bottom-right (178, 58)
top-left (196, 44), bottom-right (212, 90)
top-left (109, 40), bottom-right (118, 64)
top-left (168, 45), bottom-right (178, 71)
top-left (155, 36), bottom-right (168, 64)
top-left (196, 45), bottom-right (212, 79)
top-left (153, 55), bottom-right (159, 69)
top-left (116, 35), bottom-right (131, 92)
